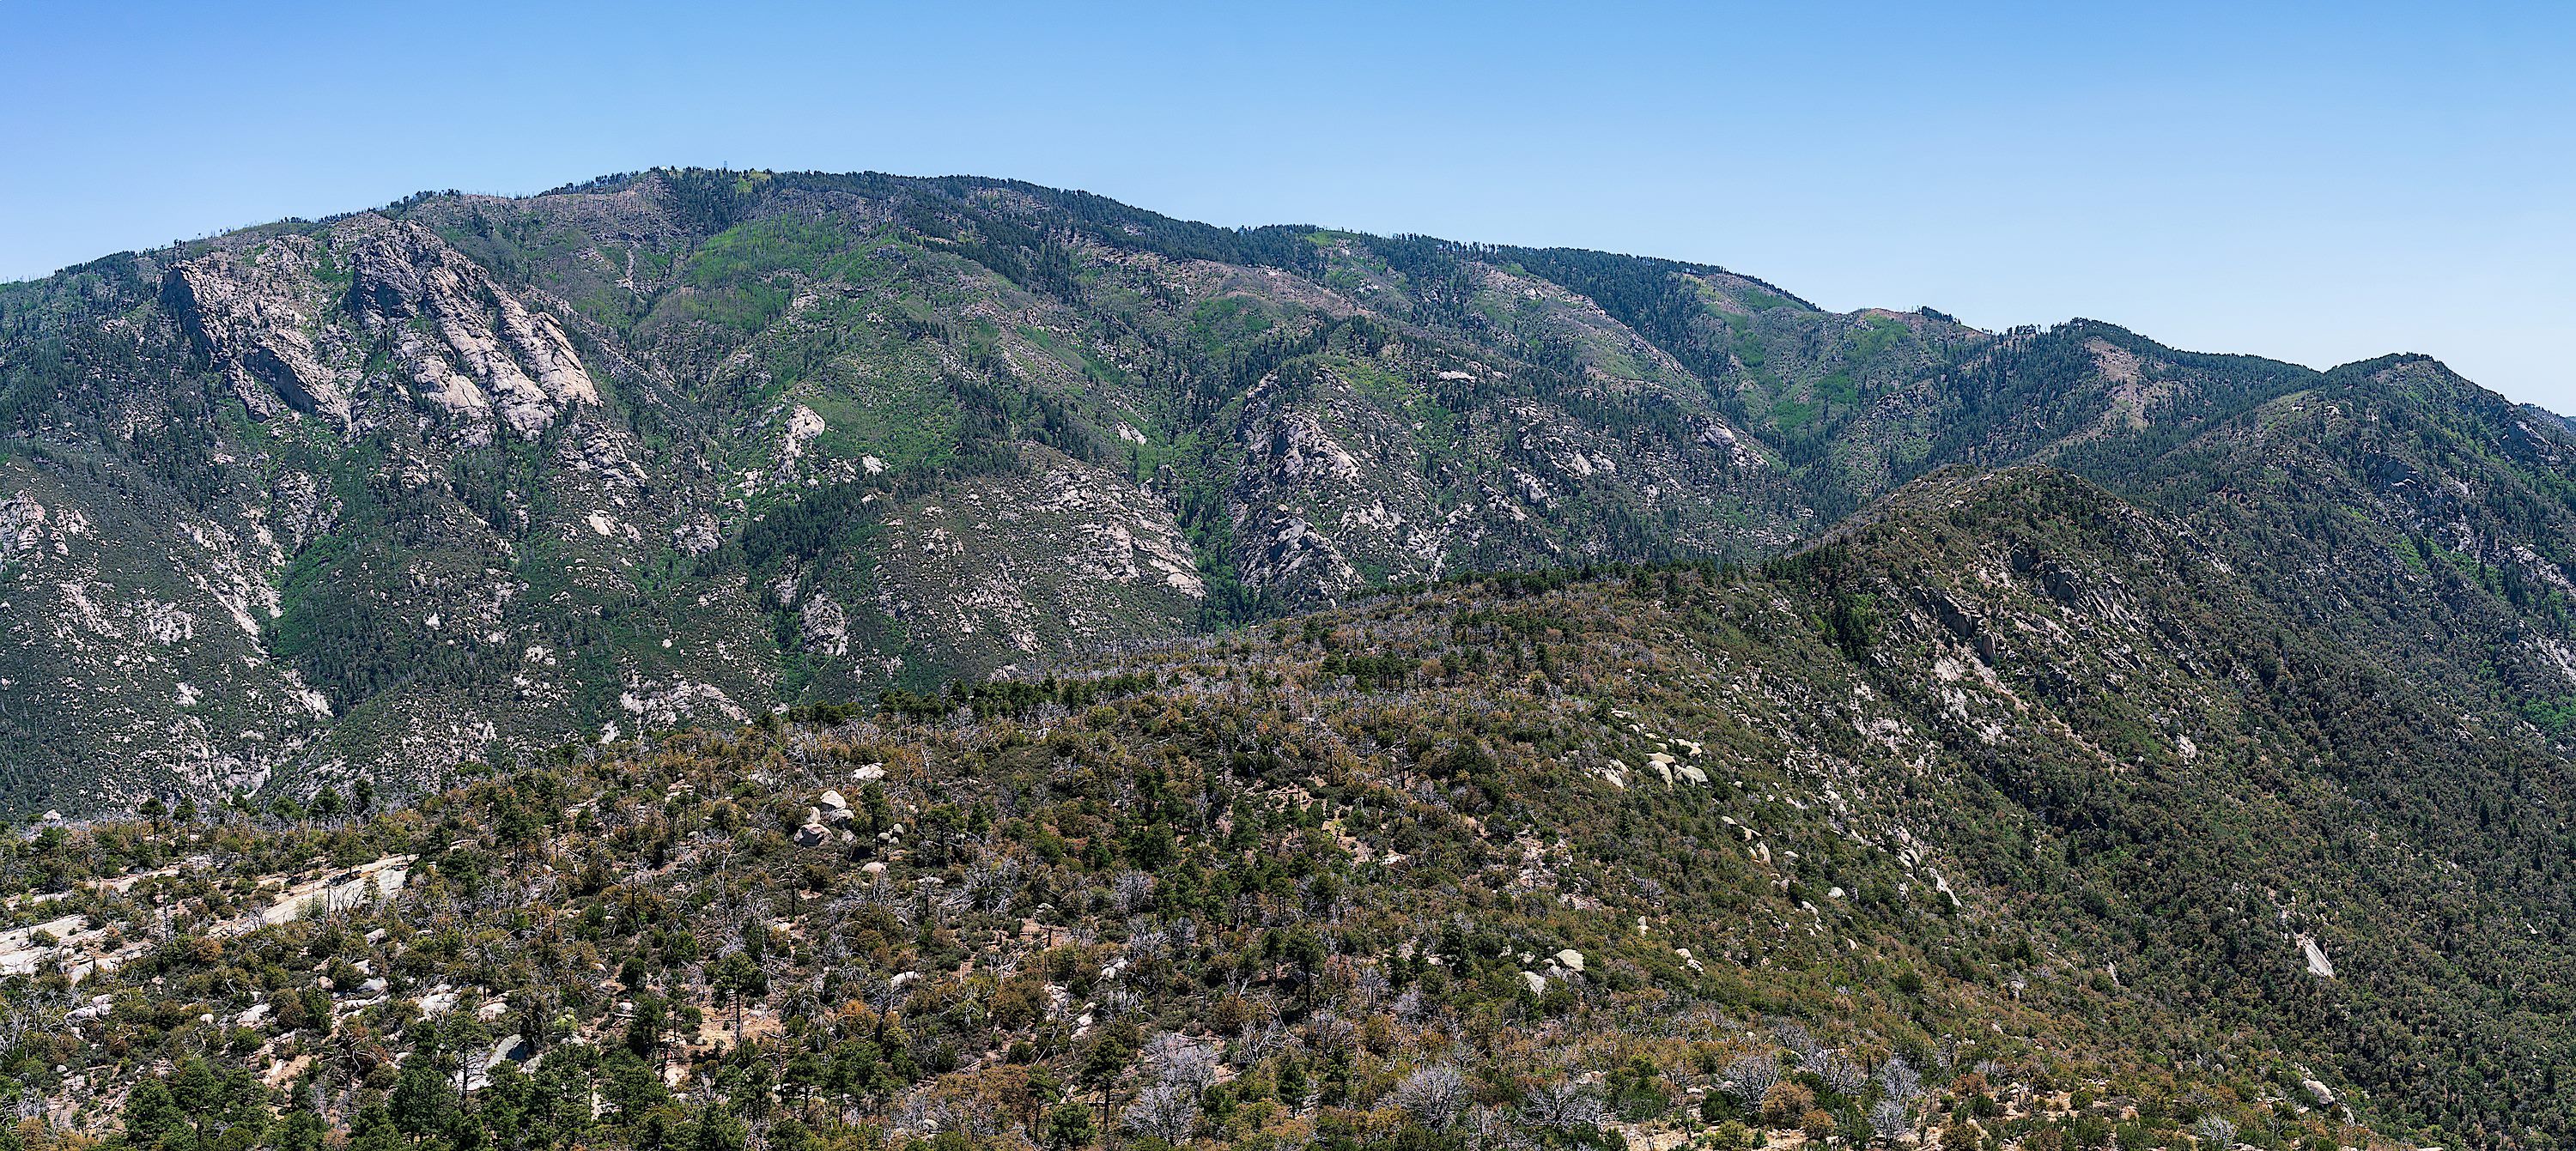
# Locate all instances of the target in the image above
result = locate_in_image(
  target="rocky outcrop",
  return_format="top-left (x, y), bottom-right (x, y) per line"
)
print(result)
top-left (1236, 507), bottom-right (1365, 601)
top-left (800, 591), bottom-right (850, 657)
top-left (1233, 376), bottom-right (1423, 602)
top-left (165, 234), bottom-right (354, 423)
top-left (161, 222), bottom-right (598, 438)
top-left (1263, 411), bottom-right (1364, 482)
top-left (349, 222), bottom-right (598, 435)
top-left (0, 493), bottom-right (83, 564)
top-left (1032, 459), bottom-right (1206, 598)
top-left (856, 446), bottom-right (1206, 680)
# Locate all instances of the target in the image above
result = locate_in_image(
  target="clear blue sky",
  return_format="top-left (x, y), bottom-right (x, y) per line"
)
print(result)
top-left (6, 2), bottom-right (2573, 405)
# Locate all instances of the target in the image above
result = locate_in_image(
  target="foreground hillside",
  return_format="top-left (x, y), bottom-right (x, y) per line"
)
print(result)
top-left (5, 469), bottom-right (2565, 1149)
top-left (12, 168), bottom-right (2576, 814)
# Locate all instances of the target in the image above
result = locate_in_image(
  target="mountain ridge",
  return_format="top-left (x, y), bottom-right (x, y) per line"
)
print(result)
top-left (3, 167), bottom-right (2574, 825)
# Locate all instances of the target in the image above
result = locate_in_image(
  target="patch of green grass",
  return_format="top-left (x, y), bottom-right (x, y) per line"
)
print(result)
top-left (1850, 315), bottom-right (1908, 366)
top-left (1771, 397), bottom-right (1819, 432)
top-left (1738, 287), bottom-right (1794, 312)
top-left (1187, 296), bottom-right (1275, 355)
top-left (684, 215), bottom-right (873, 292)
top-left (1820, 371), bottom-right (1859, 407)
top-left (655, 278), bottom-right (792, 333)
top-left (1594, 347), bottom-right (1646, 380)
top-left (802, 366), bottom-right (959, 475)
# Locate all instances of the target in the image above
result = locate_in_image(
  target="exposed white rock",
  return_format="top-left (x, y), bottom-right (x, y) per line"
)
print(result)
top-left (1267, 411), bottom-right (1363, 482)
top-left (167, 235), bottom-right (353, 423)
top-left (801, 591), bottom-right (850, 657)
top-left (2299, 934), bottom-right (2336, 978)
top-left (672, 514), bottom-right (721, 555)
top-left (781, 405), bottom-right (828, 467)
top-left (0, 494), bottom-right (59, 565)
top-left (350, 221), bottom-right (597, 434)
top-left (616, 676), bottom-right (750, 727)
top-left (466, 1035), bottom-right (532, 1092)
top-left (252, 856), bottom-right (412, 926)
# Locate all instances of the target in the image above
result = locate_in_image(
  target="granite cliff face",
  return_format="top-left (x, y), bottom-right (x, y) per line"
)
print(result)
top-left (3, 168), bottom-right (2574, 815)
top-left (346, 221), bottom-right (600, 434)
top-left (164, 221), bottom-right (601, 436)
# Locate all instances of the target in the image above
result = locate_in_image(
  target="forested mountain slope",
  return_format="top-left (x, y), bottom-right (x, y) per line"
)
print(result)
top-left (4, 469), bottom-right (2567, 1150)
top-left (5, 168), bottom-right (2576, 835)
